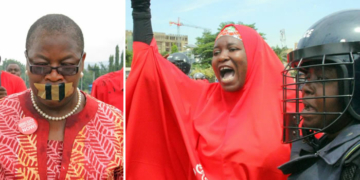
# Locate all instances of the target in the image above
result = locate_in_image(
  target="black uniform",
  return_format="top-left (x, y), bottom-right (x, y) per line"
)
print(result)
top-left (279, 123), bottom-right (360, 180)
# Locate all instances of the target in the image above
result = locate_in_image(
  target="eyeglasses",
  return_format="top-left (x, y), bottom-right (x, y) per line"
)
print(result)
top-left (25, 50), bottom-right (83, 76)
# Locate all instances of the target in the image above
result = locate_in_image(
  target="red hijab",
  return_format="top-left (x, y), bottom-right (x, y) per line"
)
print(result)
top-left (126, 24), bottom-right (292, 180)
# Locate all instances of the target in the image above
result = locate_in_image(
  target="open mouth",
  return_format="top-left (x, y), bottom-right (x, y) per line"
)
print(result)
top-left (219, 66), bottom-right (235, 83)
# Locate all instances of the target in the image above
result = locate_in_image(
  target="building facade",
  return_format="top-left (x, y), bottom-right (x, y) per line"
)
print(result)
top-left (126, 30), bottom-right (188, 53)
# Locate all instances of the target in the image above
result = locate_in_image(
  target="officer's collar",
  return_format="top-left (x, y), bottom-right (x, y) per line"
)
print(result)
top-left (317, 122), bottom-right (360, 165)
top-left (279, 122), bottom-right (360, 174)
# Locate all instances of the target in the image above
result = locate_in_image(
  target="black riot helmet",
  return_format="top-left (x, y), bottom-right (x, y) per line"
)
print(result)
top-left (282, 10), bottom-right (360, 143)
top-left (193, 72), bottom-right (205, 80)
top-left (167, 52), bottom-right (191, 74)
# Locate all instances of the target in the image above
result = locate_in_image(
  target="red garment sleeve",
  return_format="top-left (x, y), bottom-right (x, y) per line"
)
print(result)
top-left (91, 70), bottom-right (123, 111)
top-left (91, 77), bottom-right (109, 103)
top-left (126, 39), bottom-right (208, 180)
top-left (1, 71), bottom-right (27, 95)
top-left (90, 79), bottom-right (101, 99)
top-left (16, 78), bottom-right (27, 93)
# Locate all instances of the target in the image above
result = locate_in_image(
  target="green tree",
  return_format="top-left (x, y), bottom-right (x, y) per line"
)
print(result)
top-left (193, 31), bottom-right (217, 67)
top-left (161, 51), bottom-right (170, 57)
top-left (115, 45), bottom-right (120, 71)
top-left (99, 62), bottom-right (108, 76)
top-left (126, 50), bottom-right (133, 67)
top-left (171, 44), bottom-right (178, 53)
top-left (78, 68), bottom-right (93, 92)
top-left (108, 55), bottom-right (114, 72)
top-left (120, 51), bottom-right (124, 69)
top-left (87, 63), bottom-right (101, 82)
top-left (79, 63), bottom-right (107, 93)
top-left (271, 45), bottom-right (289, 63)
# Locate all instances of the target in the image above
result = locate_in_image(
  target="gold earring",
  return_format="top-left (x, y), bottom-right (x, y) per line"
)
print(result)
top-left (80, 72), bottom-right (84, 78)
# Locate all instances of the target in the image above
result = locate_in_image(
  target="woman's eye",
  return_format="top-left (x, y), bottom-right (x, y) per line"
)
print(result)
top-left (213, 51), bottom-right (220, 56)
top-left (229, 48), bottom-right (237, 52)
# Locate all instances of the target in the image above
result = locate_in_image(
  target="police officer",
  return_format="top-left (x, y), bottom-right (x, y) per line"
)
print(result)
top-left (193, 72), bottom-right (206, 80)
top-left (279, 10), bottom-right (360, 180)
top-left (167, 52), bottom-right (191, 75)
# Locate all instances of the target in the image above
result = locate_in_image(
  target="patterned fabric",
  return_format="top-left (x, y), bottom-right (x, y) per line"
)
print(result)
top-left (0, 90), bottom-right (123, 179)
top-left (215, 25), bottom-right (242, 41)
top-left (47, 141), bottom-right (63, 179)
top-left (341, 164), bottom-right (357, 180)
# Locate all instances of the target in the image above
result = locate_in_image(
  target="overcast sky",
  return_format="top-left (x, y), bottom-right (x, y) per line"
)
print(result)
top-left (0, 0), bottom-right (125, 65)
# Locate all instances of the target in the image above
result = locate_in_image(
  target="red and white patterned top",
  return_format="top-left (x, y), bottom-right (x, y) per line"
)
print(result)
top-left (0, 90), bottom-right (123, 179)
top-left (47, 140), bottom-right (63, 179)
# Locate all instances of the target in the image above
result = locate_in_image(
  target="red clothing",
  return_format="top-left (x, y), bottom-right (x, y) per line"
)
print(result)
top-left (0, 90), bottom-right (123, 179)
top-left (0, 71), bottom-right (27, 95)
top-left (91, 69), bottom-right (123, 111)
top-left (46, 140), bottom-right (63, 179)
top-left (126, 25), bottom-right (295, 179)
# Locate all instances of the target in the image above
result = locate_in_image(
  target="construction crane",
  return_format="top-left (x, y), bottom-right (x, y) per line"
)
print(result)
top-left (169, 17), bottom-right (210, 50)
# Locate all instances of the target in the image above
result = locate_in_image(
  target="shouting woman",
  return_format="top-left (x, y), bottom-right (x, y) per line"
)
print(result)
top-left (126, 1), bottom-right (294, 179)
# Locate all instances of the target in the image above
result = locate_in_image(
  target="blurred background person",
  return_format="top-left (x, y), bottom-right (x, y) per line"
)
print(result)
top-left (0, 56), bottom-right (27, 99)
top-left (91, 68), bottom-right (124, 111)
top-left (167, 52), bottom-right (191, 75)
top-left (6, 63), bottom-right (21, 77)
top-left (193, 72), bottom-right (209, 82)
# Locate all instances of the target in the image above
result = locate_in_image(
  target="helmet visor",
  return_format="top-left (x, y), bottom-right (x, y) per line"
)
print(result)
top-left (282, 42), bottom-right (359, 143)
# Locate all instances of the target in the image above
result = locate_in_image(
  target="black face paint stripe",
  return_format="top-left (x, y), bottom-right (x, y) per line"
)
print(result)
top-left (45, 84), bottom-right (52, 100)
top-left (59, 83), bottom-right (65, 101)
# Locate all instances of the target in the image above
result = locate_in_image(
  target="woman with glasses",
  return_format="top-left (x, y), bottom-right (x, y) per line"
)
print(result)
top-left (0, 14), bottom-right (123, 179)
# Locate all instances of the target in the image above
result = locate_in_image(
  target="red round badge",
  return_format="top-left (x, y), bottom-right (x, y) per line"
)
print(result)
top-left (18, 117), bottom-right (38, 134)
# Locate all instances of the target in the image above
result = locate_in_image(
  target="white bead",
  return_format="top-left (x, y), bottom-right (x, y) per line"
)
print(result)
top-left (31, 89), bottom-right (82, 121)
